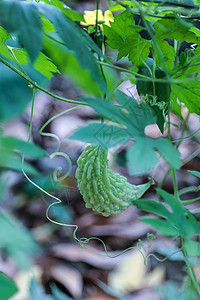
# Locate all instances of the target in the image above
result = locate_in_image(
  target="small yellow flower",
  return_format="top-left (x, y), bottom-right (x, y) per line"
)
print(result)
top-left (81, 9), bottom-right (114, 29)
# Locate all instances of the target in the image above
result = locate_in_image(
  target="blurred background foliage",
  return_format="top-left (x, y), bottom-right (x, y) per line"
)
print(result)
top-left (0, 0), bottom-right (200, 299)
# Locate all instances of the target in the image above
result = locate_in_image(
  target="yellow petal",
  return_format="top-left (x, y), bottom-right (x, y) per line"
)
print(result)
top-left (81, 10), bottom-right (104, 26)
top-left (104, 10), bottom-right (114, 26)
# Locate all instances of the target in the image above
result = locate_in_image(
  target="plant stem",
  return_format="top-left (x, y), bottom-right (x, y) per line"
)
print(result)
top-left (0, 57), bottom-right (85, 106)
top-left (138, 0), bottom-right (199, 9)
top-left (182, 148), bottom-right (200, 166)
top-left (182, 197), bottom-right (200, 205)
top-left (172, 168), bottom-right (179, 198)
top-left (182, 239), bottom-right (200, 297)
top-left (179, 185), bottom-right (200, 196)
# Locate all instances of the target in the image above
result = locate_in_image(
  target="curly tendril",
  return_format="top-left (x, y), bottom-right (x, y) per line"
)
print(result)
top-left (22, 89), bottom-right (182, 263)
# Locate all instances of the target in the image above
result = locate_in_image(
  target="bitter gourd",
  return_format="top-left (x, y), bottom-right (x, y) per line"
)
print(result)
top-left (75, 145), bottom-right (154, 217)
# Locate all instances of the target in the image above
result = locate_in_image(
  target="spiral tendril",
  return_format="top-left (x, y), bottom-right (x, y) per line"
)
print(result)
top-left (22, 89), bottom-right (182, 264)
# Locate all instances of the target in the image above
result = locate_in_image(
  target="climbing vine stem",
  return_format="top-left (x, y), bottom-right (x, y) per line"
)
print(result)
top-left (182, 238), bottom-right (200, 297)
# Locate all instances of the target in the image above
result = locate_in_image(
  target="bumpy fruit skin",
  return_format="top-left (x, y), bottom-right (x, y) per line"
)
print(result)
top-left (75, 145), bottom-right (154, 217)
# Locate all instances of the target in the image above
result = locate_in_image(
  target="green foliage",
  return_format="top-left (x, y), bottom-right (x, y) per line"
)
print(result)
top-left (103, 11), bottom-right (151, 66)
top-left (0, 0), bottom-right (200, 296)
top-left (0, 0), bottom-right (43, 62)
top-left (0, 213), bottom-right (40, 268)
top-left (188, 170), bottom-right (200, 178)
top-left (70, 90), bottom-right (181, 174)
top-left (171, 79), bottom-right (200, 114)
top-left (0, 272), bottom-right (18, 300)
top-left (0, 64), bottom-right (32, 122)
top-left (136, 58), bottom-right (171, 132)
top-left (43, 36), bottom-right (104, 96)
top-left (0, 134), bottom-right (47, 174)
top-left (133, 189), bottom-right (200, 256)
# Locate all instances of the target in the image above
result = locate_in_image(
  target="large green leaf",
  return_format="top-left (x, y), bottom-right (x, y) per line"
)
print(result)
top-left (118, 33), bottom-right (151, 67)
top-left (71, 90), bottom-right (181, 174)
top-left (43, 35), bottom-right (104, 96)
top-left (0, 0), bottom-right (43, 62)
top-left (171, 79), bottom-right (200, 114)
top-left (13, 48), bottom-right (59, 79)
top-left (185, 239), bottom-right (200, 257)
top-left (0, 213), bottom-right (40, 268)
top-left (36, 2), bottom-right (106, 92)
top-left (132, 199), bottom-right (171, 218)
top-left (140, 218), bottom-right (179, 237)
top-left (0, 134), bottom-right (47, 174)
top-left (154, 138), bottom-right (182, 169)
top-left (154, 40), bottom-right (175, 71)
top-left (0, 135), bottom-right (47, 159)
top-left (153, 17), bottom-right (198, 43)
top-left (0, 25), bottom-right (58, 79)
top-left (0, 273), bottom-right (18, 300)
top-left (103, 10), bottom-right (150, 66)
top-left (42, 0), bottom-right (84, 22)
top-left (126, 137), bottom-right (159, 174)
top-left (69, 122), bottom-right (130, 148)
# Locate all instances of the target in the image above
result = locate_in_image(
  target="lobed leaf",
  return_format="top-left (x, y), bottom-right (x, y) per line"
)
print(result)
top-left (103, 10), bottom-right (150, 66)
top-left (69, 122), bottom-right (130, 149)
top-left (140, 217), bottom-right (179, 237)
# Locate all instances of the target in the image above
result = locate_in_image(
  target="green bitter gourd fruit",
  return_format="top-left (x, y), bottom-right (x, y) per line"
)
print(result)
top-left (75, 145), bottom-right (154, 217)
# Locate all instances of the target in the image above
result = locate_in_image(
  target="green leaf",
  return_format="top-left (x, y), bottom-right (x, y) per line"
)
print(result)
top-left (0, 135), bottom-right (46, 175)
top-left (0, 26), bottom-right (13, 60)
top-left (103, 25), bottom-right (123, 49)
top-left (0, 273), bottom-right (18, 300)
top-left (81, 96), bottom-right (131, 128)
top-left (140, 218), bottom-right (178, 236)
top-left (12, 48), bottom-right (59, 79)
top-left (0, 213), bottom-right (40, 269)
top-left (154, 40), bottom-right (176, 71)
top-left (42, 0), bottom-right (84, 22)
top-left (69, 122), bottom-right (130, 149)
top-left (115, 90), bottom-right (157, 135)
top-left (0, 136), bottom-right (47, 159)
top-left (127, 137), bottom-right (159, 175)
top-left (106, 10), bottom-right (136, 40)
top-left (0, 63), bottom-right (33, 122)
top-left (109, 1), bottom-right (136, 11)
top-left (153, 17), bottom-right (198, 43)
top-left (43, 35), bottom-right (104, 96)
top-left (136, 58), bottom-right (171, 133)
top-left (188, 170), bottom-right (200, 178)
top-left (157, 189), bottom-right (185, 215)
top-left (103, 10), bottom-right (150, 66)
top-left (171, 79), bottom-right (200, 114)
top-left (0, 152), bottom-right (38, 175)
top-left (0, 0), bottom-right (43, 62)
top-left (36, 2), bottom-right (106, 92)
top-left (185, 239), bottom-right (200, 257)
top-left (154, 138), bottom-right (182, 169)
top-left (78, 91), bottom-right (181, 174)
top-left (118, 33), bottom-right (151, 67)
top-left (132, 199), bottom-right (171, 218)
